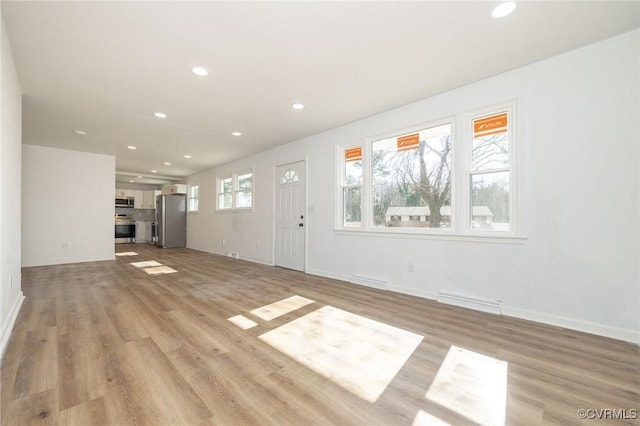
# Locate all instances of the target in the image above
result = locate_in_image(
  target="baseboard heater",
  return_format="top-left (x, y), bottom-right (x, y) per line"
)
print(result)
top-left (349, 275), bottom-right (389, 290)
top-left (437, 291), bottom-right (503, 315)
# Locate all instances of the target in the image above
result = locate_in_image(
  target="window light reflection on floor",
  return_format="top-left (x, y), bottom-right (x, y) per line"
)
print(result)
top-left (259, 305), bottom-right (423, 403)
top-left (425, 345), bottom-right (508, 426)
top-left (250, 295), bottom-right (314, 321)
top-left (228, 314), bottom-right (258, 330)
top-left (412, 409), bottom-right (452, 426)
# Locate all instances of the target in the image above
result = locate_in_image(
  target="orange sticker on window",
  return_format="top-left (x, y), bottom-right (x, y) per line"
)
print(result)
top-left (345, 147), bottom-right (362, 162)
top-left (474, 113), bottom-right (508, 138)
top-left (397, 133), bottom-right (420, 151)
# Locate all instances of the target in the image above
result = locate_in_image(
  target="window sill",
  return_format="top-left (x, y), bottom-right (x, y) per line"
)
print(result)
top-left (216, 207), bottom-right (254, 213)
top-left (333, 228), bottom-right (527, 244)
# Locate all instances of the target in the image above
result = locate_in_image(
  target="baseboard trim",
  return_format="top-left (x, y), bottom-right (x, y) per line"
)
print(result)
top-left (188, 246), bottom-right (274, 267)
top-left (502, 306), bottom-right (639, 344)
top-left (305, 268), bottom-right (350, 283)
top-left (22, 254), bottom-right (115, 267)
top-left (388, 284), bottom-right (439, 301)
top-left (188, 253), bottom-right (640, 344)
top-left (0, 292), bottom-right (25, 357)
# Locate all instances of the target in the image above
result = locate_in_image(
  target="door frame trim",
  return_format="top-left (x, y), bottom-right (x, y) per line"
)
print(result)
top-left (273, 159), bottom-right (308, 272)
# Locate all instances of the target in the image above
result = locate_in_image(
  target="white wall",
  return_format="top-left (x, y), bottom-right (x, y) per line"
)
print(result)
top-left (22, 145), bottom-right (115, 266)
top-left (0, 14), bottom-right (25, 355)
top-left (187, 31), bottom-right (639, 342)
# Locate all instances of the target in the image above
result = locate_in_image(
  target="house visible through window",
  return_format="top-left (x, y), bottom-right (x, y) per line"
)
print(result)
top-left (336, 102), bottom-right (522, 238)
top-left (372, 124), bottom-right (452, 229)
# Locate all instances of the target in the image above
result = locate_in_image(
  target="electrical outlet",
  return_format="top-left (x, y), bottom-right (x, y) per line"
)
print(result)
top-left (222, 239), bottom-right (226, 246)
top-left (62, 242), bottom-right (68, 249)
top-left (256, 242), bottom-right (260, 248)
top-left (408, 262), bottom-right (414, 273)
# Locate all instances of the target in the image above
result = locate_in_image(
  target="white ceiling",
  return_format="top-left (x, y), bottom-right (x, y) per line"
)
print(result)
top-left (2, 1), bottom-right (638, 184)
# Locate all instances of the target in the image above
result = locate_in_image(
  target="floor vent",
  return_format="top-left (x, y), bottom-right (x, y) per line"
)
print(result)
top-left (349, 275), bottom-right (389, 290)
top-left (438, 291), bottom-right (502, 315)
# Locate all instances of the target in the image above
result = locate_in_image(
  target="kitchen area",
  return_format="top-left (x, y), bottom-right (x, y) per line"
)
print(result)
top-left (115, 184), bottom-right (187, 248)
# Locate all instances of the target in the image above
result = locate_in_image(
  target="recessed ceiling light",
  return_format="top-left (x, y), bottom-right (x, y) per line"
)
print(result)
top-left (184, 154), bottom-right (192, 159)
top-left (232, 131), bottom-right (242, 136)
top-left (127, 145), bottom-right (137, 150)
top-left (492, 1), bottom-right (516, 18)
top-left (74, 130), bottom-right (86, 136)
top-left (192, 66), bottom-right (208, 76)
top-left (137, 175), bottom-right (143, 178)
top-left (164, 162), bottom-right (171, 166)
top-left (291, 102), bottom-right (305, 110)
top-left (129, 180), bottom-right (135, 183)
top-left (151, 170), bottom-right (157, 173)
top-left (154, 112), bottom-right (167, 119)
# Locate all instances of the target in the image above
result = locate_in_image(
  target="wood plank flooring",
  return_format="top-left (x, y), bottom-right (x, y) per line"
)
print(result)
top-left (2, 245), bottom-right (638, 425)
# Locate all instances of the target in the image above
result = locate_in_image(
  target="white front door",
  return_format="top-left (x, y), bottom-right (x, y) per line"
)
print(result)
top-left (274, 161), bottom-right (306, 271)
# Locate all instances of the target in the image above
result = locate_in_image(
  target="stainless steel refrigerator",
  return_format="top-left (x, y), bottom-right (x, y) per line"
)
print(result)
top-left (155, 194), bottom-right (186, 248)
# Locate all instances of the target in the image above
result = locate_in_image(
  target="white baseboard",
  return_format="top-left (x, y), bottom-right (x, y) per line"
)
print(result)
top-left (349, 274), bottom-right (389, 290)
top-left (0, 292), bottom-right (25, 357)
top-left (438, 291), bottom-right (503, 315)
top-left (305, 268), bottom-right (350, 283)
top-left (187, 245), bottom-right (274, 267)
top-left (502, 306), bottom-right (639, 344)
top-left (22, 254), bottom-right (115, 267)
top-left (184, 252), bottom-right (640, 344)
top-left (388, 284), bottom-right (439, 301)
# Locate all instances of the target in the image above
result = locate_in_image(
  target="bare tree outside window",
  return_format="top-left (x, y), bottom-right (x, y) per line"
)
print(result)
top-left (372, 124), bottom-right (452, 228)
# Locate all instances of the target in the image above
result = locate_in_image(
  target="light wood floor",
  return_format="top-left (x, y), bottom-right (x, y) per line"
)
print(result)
top-left (2, 245), bottom-right (638, 425)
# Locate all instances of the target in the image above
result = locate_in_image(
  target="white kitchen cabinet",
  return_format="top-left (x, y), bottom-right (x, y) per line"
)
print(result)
top-left (143, 190), bottom-right (156, 209)
top-left (133, 190), bottom-right (144, 209)
top-left (145, 221), bottom-right (153, 242)
top-left (116, 188), bottom-right (135, 198)
top-left (135, 221), bottom-right (147, 242)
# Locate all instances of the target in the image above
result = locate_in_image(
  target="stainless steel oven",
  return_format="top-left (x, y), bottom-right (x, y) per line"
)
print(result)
top-left (115, 220), bottom-right (136, 244)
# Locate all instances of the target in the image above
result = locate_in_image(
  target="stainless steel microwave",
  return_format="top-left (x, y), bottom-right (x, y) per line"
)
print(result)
top-left (115, 197), bottom-right (134, 208)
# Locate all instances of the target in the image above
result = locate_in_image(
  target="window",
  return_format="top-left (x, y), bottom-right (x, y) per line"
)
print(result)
top-left (217, 176), bottom-right (233, 210)
top-left (217, 171), bottom-right (253, 211)
top-left (470, 112), bottom-right (510, 232)
top-left (188, 185), bottom-right (199, 212)
top-left (235, 172), bottom-right (253, 208)
top-left (341, 146), bottom-right (362, 227)
top-left (281, 169), bottom-right (299, 184)
top-left (336, 102), bottom-right (522, 239)
top-left (371, 123), bottom-right (452, 229)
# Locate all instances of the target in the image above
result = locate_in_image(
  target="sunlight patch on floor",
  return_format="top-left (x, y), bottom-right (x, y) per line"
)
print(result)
top-left (228, 314), bottom-right (258, 330)
top-left (259, 305), bottom-right (423, 402)
top-left (143, 266), bottom-right (177, 275)
top-left (250, 295), bottom-right (315, 321)
top-left (425, 345), bottom-right (507, 426)
top-left (116, 252), bottom-right (138, 256)
top-left (130, 260), bottom-right (162, 268)
top-left (412, 410), bottom-right (451, 426)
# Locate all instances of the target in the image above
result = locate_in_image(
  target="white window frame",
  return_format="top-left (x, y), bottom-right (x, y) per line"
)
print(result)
top-left (340, 145), bottom-right (363, 228)
top-left (335, 100), bottom-right (525, 243)
top-left (234, 171), bottom-right (253, 210)
top-left (216, 175), bottom-right (233, 210)
top-left (216, 169), bottom-right (254, 211)
top-left (188, 184), bottom-right (199, 212)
